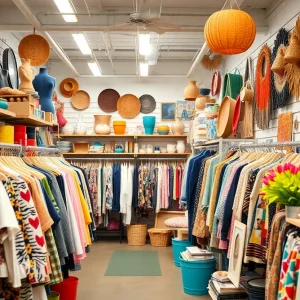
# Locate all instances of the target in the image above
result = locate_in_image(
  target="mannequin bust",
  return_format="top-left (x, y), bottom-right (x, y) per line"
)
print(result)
top-left (18, 58), bottom-right (35, 93)
top-left (33, 67), bottom-right (55, 114)
top-left (0, 68), bottom-right (9, 88)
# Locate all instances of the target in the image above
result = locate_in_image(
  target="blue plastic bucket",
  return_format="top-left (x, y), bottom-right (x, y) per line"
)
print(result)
top-left (143, 116), bottom-right (156, 135)
top-left (179, 257), bottom-right (215, 295)
top-left (172, 238), bottom-right (191, 267)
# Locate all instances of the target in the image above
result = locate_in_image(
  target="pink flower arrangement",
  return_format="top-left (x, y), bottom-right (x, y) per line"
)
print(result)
top-left (260, 162), bottom-right (300, 206)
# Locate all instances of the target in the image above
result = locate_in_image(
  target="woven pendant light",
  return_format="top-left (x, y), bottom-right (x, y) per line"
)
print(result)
top-left (204, 0), bottom-right (256, 55)
top-left (184, 81), bottom-right (199, 101)
top-left (284, 35), bottom-right (300, 65)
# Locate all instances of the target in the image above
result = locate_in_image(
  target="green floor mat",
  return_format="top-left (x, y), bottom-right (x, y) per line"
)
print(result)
top-left (105, 250), bottom-right (162, 276)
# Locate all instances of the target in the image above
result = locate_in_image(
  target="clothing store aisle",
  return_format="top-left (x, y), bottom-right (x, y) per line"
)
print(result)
top-left (76, 240), bottom-right (211, 300)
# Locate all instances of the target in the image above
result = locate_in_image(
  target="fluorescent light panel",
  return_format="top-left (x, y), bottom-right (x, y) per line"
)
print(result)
top-left (53, 0), bottom-right (78, 22)
top-left (88, 62), bottom-right (102, 76)
top-left (139, 62), bottom-right (149, 77)
top-left (139, 33), bottom-right (150, 55)
top-left (72, 34), bottom-right (91, 55)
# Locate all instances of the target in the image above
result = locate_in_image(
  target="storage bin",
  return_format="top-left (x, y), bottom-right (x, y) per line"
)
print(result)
top-left (127, 224), bottom-right (147, 246)
top-left (148, 228), bottom-right (173, 247)
top-left (73, 142), bottom-right (90, 153)
top-left (179, 257), bottom-right (215, 295)
top-left (171, 238), bottom-right (192, 267)
top-left (8, 102), bottom-right (34, 117)
top-left (51, 277), bottom-right (78, 300)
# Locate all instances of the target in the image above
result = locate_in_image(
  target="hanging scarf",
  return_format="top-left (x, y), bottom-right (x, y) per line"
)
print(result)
top-left (255, 44), bottom-right (271, 130)
top-left (271, 28), bottom-right (290, 109)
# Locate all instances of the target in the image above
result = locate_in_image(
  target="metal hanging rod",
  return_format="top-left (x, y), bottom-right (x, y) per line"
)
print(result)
top-left (65, 157), bottom-right (135, 160)
top-left (0, 143), bottom-right (22, 156)
top-left (239, 141), bottom-right (300, 149)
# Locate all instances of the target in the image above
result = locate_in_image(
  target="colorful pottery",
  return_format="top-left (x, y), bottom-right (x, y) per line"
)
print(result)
top-left (171, 117), bottom-right (184, 135)
top-left (143, 116), bottom-right (156, 135)
top-left (0, 98), bottom-right (8, 110)
top-left (157, 125), bottom-right (170, 135)
top-left (113, 120), bottom-right (126, 134)
top-left (176, 140), bottom-right (186, 153)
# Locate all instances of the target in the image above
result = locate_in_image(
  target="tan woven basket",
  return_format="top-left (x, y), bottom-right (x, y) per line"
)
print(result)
top-left (148, 228), bottom-right (173, 247)
top-left (127, 224), bottom-right (147, 246)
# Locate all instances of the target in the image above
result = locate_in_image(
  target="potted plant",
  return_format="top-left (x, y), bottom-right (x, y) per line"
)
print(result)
top-left (260, 162), bottom-right (300, 218)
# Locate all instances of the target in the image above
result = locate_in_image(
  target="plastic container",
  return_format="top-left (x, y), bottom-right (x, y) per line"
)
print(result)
top-left (51, 277), bottom-right (78, 300)
top-left (171, 238), bottom-right (192, 267)
top-left (113, 120), bottom-right (126, 134)
top-left (47, 291), bottom-right (60, 300)
top-left (179, 257), bottom-right (215, 295)
top-left (143, 116), bottom-right (156, 135)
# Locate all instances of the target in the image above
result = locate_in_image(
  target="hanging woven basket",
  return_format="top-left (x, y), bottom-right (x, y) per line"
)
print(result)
top-left (204, 0), bottom-right (256, 55)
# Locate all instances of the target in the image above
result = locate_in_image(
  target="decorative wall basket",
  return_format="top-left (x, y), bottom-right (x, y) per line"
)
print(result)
top-left (284, 35), bottom-right (300, 65)
top-left (71, 90), bottom-right (90, 110)
top-left (60, 78), bottom-right (79, 98)
top-left (217, 96), bottom-right (236, 138)
top-left (184, 81), bottom-right (199, 101)
top-left (117, 94), bottom-right (141, 118)
top-left (200, 52), bottom-right (223, 71)
top-left (204, 0), bottom-right (256, 55)
top-left (18, 34), bottom-right (50, 66)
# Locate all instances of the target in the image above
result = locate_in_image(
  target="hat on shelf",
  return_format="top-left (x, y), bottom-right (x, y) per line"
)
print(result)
top-left (60, 78), bottom-right (79, 98)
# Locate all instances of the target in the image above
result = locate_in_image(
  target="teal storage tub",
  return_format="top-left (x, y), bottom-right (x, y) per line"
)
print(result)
top-left (179, 257), bottom-right (215, 296)
top-left (171, 238), bottom-right (191, 267)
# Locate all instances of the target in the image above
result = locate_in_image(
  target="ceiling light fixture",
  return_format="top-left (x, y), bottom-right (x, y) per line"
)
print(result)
top-left (88, 62), bottom-right (102, 76)
top-left (139, 62), bottom-right (149, 77)
top-left (53, 0), bottom-right (78, 23)
top-left (72, 34), bottom-right (92, 55)
top-left (139, 33), bottom-right (151, 56)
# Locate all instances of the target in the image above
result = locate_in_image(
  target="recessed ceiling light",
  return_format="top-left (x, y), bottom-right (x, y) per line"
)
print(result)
top-left (53, 0), bottom-right (78, 23)
top-left (139, 33), bottom-right (151, 56)
top-left (139, 62), bottom-right (149, 76)
top-left (88, 62), bottom-right (102, 76)
top-left (72, 34), bottom-right (92, 55)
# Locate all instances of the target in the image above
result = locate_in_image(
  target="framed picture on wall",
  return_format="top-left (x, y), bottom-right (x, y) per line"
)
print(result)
top-left (176, 101), bottom-right (195, 120)
top-left (228, 220), bottom-right (246, 288)
top-left (161, 103), bottom-right (175, 120)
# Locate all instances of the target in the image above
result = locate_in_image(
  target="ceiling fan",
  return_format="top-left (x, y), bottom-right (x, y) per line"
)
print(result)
top-left (109, 12), bottom-right (181, 34)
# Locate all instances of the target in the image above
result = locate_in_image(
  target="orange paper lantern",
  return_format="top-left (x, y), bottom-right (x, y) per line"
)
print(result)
top-left (204, 9), bottom-right (256, 55)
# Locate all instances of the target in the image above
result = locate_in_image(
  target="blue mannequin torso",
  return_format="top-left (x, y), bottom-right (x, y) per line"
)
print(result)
top-left (33, 68), bottom-right (56, 114)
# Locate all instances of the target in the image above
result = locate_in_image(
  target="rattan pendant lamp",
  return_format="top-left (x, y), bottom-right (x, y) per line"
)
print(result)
top-left (204, 0), bottom-right (256, 55)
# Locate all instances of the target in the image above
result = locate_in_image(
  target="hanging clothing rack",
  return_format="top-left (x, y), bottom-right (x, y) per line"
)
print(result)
top-left (137, 157), bottom-right (186, 161)
top-left (24, 146), bottom-right (61, 156)
top-left (239, 141), bottom-right (300, 150)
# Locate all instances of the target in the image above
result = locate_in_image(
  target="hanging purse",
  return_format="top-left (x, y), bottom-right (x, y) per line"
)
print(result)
top-left (240, 80), bottom-right (254, 102)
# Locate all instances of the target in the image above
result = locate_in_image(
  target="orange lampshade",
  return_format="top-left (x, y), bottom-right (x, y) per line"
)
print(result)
top-left (204, 9), bottom-right (256, 55)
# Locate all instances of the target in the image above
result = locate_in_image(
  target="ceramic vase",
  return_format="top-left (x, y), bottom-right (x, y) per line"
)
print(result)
top-left (171, 117), bottom-right (184, 135)
top-left (94, 115), bottom-right (111, 135)
top-left (74, 114), bottom-right (86, 135)
top-left (176, 140), bottom-right (186, 153)
top-left (143, 116), bottom-right (156, 135)
top-left (184, 80), bottom-right (198, 101)
top-left (195, 95), bottom-right (210, 110)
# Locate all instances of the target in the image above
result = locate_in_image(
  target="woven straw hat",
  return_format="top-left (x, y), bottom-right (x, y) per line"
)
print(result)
top-left (117, 94), bottom-right (141, 118)
top-left (18, 34), bottom-right (50, 66)
top-left (60, 78), bottom-right (79, 98)
top-left (271, 46), bottom-right (286, 75)
top-left (217, 96), bottom-right (236, 138)
top-left (71, 90), bottom-right (90, 110)
top-left (284, 35), bottom-right (300, 65)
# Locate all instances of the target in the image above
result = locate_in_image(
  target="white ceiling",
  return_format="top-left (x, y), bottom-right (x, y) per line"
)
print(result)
top-left (0, 0), bottom-right (274, 76)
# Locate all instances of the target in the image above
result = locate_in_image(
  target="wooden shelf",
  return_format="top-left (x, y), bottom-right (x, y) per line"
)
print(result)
top-left (13, 116), bottom-right (53, 127)
top-left (55, 134), bottom-right (188, 138)
top-left (286, 217), bottom-right (300, 227)
top-left (62, 152), bottom-right (191, 157)
top-left (0, 109), bottom-right (16, 118)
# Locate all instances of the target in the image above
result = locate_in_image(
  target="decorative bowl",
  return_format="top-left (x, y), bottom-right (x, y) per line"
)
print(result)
top-left (115, 148), bottom-right (124, 153)
top-left (200, 88), bottom-right (211, 96)
top-left (157, 125), bottom-right (170, 135)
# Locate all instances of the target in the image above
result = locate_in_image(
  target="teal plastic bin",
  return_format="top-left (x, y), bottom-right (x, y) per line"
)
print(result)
top-left (171, 238), bottom-right (192, 267)
top-left (179, 257), bottom-right (215, 295)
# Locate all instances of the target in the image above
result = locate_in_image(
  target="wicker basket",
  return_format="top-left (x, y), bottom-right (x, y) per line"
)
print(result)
top-left (127, 224), bottom-right (147, 246)
top-left (148, 228), bottom-right (173, 247)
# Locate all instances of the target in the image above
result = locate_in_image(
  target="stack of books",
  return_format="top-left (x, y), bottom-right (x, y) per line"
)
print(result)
top-left (208, 280), bottom-right (248, 300)
top-left (180, 246), bottom-right (215, 261)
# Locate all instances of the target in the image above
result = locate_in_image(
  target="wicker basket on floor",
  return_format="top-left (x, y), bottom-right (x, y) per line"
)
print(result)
top-left (127, 224), bottom-right (147, 246)
top-left (148, 228), bottom-right (173, 247)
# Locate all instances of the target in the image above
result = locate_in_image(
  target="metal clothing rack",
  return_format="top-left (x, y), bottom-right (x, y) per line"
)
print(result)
top-left (0, 143), bottom-right (22, 156)
top-left (24, 146), bottom-right (61, 157)
top-left (239, 141), bottom-right (300, 151)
